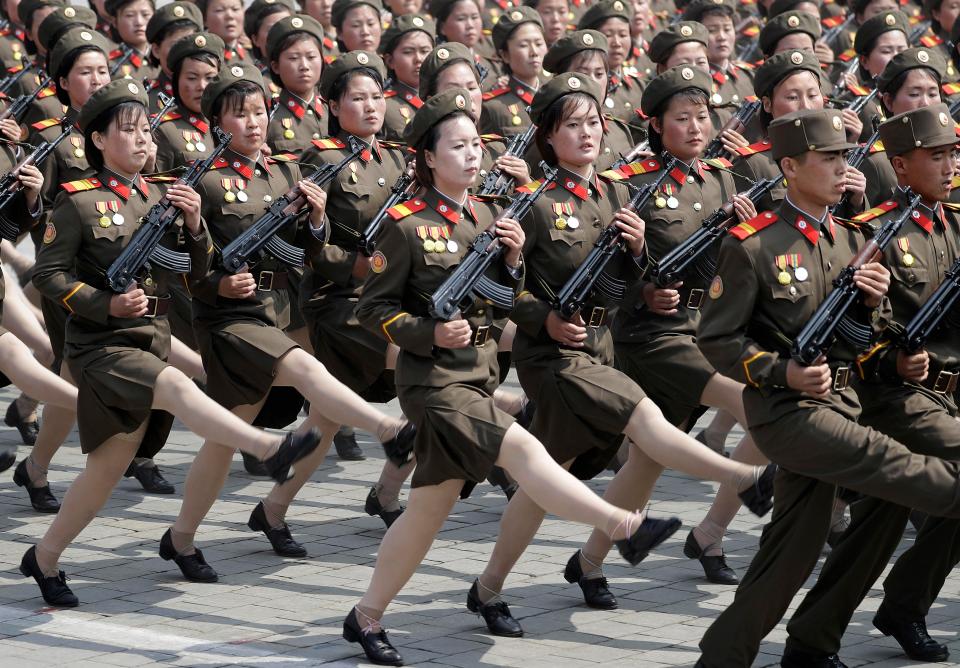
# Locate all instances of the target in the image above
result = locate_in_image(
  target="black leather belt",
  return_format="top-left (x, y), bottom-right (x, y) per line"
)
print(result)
top-left (253, 270), bottom-right (289, 291)
top-left (144, 295), bottom-right (170, 318)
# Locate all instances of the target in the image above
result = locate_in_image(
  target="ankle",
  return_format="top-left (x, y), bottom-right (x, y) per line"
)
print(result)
top-left (692, 524), bottom-right (724, 557)
top-left (376, 418), bottom-right (402, 444)
top-left (578, 550), bottom-right (604, 578)
top-left (169, 527), bottom-right (196, 556)
top-left (476, 576), bottom-right (504, 604)
top-left (261, 499), bottom-right (288, 529)
top-left (732, 465), bottom-right (763, 493)
top-left (26, 455), bottom-right (48, 487)
top-left (355, 605), bottom-right (384, 633)
top-left (606, 509), bottom-right (645, 541)
top-left (372, 483), bottom-right (401, 512)
top-left (35, 543), bottom-right (60, 577)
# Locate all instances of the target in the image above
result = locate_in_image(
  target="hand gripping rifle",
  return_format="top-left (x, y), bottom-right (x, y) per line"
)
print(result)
top-left (0, 73), bottom-right (52, 122)
top-left (651, 175), bottom-right (781, 287)
top-left (105, 127), bottom-right (232, 291)
top-left (220, 135), bottom-right (364, 272)
top-left (552, 156), bottom-right (678, 320)
top-left (702, 100), bottom-right (761, 160)
top-left (358, 167), bottom-right (417, 256)
top-left (898, 255), bottom-right (960, 352)
top-left (791, 189), bottom-right (922, 365)
top-left (0, 118), bottom-right (72, 240)
top-left (429, 163), bottom-right (559, 320)
top-left (829, 115), bottom-right (880, 215)
top-left (478, 117), bottom-right (536, 196)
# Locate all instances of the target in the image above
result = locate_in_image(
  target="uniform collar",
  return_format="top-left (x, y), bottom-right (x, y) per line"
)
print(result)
top-left (782, 196), bottom-right (834, 245)
top-left (508, 76), bottom-right (536, 105)
top-left (99, 168), bottom-right (148, 201)
top-left (279, 89), bottom-right (323, 119)
top-left (391, 80), bottom-right (424, 108)
top-left (664, 154), bottom-right (705, 186)
top-left (223, 148), bottom-right (270, 179)
top-left (901, 187), bottom-right (943, 234)
top-left (65, 106), bottom-right (81, 129)
top-left (224, 43), bottom-right (247, 61)
top-left (339, 132), bottom-right (379, 163)
top-left (423, 187), bottom-right (476, 224)
top-left (556, 166), bottom-right (602, 201)
top-left (175, 107), bottom-right (209, 133)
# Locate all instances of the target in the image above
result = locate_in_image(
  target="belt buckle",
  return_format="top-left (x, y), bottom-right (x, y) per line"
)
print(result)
top-left (587, 306), bottom-right (606, 328)
top-left (473, 325), bottom-right (490, 347)
top-left (933, 370), bottom-right (956, 394)
top-left (258, 270), bottom-right (274, 291)
top-left (144, 296), bottom-right (158, 318)
top-left (833, 365), bottom-right (851, 392)
top-left (686, 288), bottom-right (705, 310)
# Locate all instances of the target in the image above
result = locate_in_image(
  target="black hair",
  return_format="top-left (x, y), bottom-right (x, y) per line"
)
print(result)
top-left (435, 0), bottom-right (481, 41)
top-left (534, 92), bottom-right (602, 165)
top-left (414, 109), bottom-right (473, 185)
top-left (557, 49), bottom-right (609, 76)
top-left (699, 6), bottom-right (734, 20)
top-left (422, 57), bottom-right (474, 98)
top-left (646, 87), bottom-right (709, 154)
top-left (268, 31), bottom-right (324, 86)
top-left (327, 67), bottom-right (384, 136)
top-left (54, 46), bottom-right (109, 105)
top-left (148, 20), bottom-right (198, 67)
top-left (495, 21), bottom-right (545, 76)
top-left (172, 52), bottom-right (221, 108)
top-left (879, 66), bottom-right (942, 115)
top-left (211, 79), bottom-right (268, 126)
top-left (108, 0), bottom-right (156, 44)
top-left (83, 100), bottom-right (148, 171)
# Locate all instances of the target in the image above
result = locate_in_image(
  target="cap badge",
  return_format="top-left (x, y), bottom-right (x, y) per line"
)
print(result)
top-left (357, 52), bottom-right (369, 64)
top-left (455, 93), bottom-right (466, 108)
top-left (832, 115), bottom-right (843, 131)
top-left (80, 30), bottom-right (92, 40)
top-left (412, 16), bottom-right (424, 26)
top-left (195, 35), bottom-right (207, 47)
top-left (173, 5), bottom-right (184, 16)
top-left (437, 47), bottom-right (449, 59)
top-left (613, 0), bottom-right (624, 10)
top-left (64, 6), bottom-right (75, 17)
top-left (884, 13), bottom-right (896, 25)
top-left (568, 75), bottom-right (581, 88)
top-left (291, 17), bottom-right (303, 28)
top-left (510, 10), bottom-right (523, 20)
top-left (680, 24), bottom-right (693, 37)
top-left (940, 111), bottom-right (950, 126)
top-left (787, 15), bottom-right (799, 27)
top-left (790, 51), bottom-right (803, 64)
top-left (917, 49), bottom-right (930, 62)
top-left (231, 65), bottom-right (243, 76)
top-left (681, 66), bottom-right (694, 80)
top-left (582, 32), bottom-right (594, 45)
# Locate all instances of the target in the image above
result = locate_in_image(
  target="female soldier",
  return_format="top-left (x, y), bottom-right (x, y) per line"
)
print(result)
top-left (465, 73), bottom-right (777, 636)
top-left (103, 0), bottom-right (158, 81)
top-left (197, 0), bottom-right (252, 65)
top-left (527, 0), bottom-right (569, 47)
top-left (344, 88), bottom-right (694, 667)
top-left (144, 1), bottom-right (203, 110)
top-left (479, 7), bottom-right (546, 139)
top-left (244, 0), bottom-right (295, 76)
top-left (429, 0), bottom-right (500, 90)
top-left (24, 79), bottom-right (323, 607)
top-left (162, 63), bottom-right (417, 580)
top-left (379, 14), bottom-right (434, 142)
top-left (332, 0), bottom-right (384, 54)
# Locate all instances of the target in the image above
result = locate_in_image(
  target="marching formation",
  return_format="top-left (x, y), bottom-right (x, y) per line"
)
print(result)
top-left (0, 0), bottom-right (957, 664)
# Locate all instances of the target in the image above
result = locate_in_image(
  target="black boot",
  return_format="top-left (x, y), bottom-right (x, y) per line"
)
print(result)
top-left (382, 422), bottom-right (416, 466)
top-left (247, 502), bottom-right (307, 557)
top-left (261, 428), bottom-right (322, 484)
top-left (563, 551), bottom-right (617, 609)
top-left (5, 401), bottom-right (39, 445)
top-left (466, 581), bottom-right (523, 637)
top-left (20, 546), bottom-right (78, 607)
top-left (873, 604), bottom-right (950, 662)
top-left (364, 487), bottom-right (404, 528)
top-left (13, 459), bottom-right (60, 513)
top-left (738, 464), bottom-right (777, 517)
top-left (334, 428), bottom-right (365, 460)
top-left (682, 532), bottom-right (738, 585)
top-left (241, 451), bottom-right (270, 476)
top-left (123, 461), bottom-right (175, 494)
top-left (0, 447), bottom-right (15, 473)
top-left (158, 528), bottom-right (218, 582)
top-left (781, 645), bottom-right (848, 667)
top-left (614, 514), bottom-right (682, 566)
top-left (342, 607), bottom-right (403, 666)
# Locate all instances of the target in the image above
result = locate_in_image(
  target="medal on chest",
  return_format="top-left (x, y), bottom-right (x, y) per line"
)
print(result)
top-left (70, 136), bottom-right (84, 159)
top-left (282, 117), bottom-right (295, 140)
top-left (898, 237), bottom-right (915, 266)
top-left (95, 200), bottom-right (122, 227)
top-left (551, 201), bottom-right (578, 230)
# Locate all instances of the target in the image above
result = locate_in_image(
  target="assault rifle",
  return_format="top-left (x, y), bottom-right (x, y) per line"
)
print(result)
top-left (478, 117), bottom-right (536, 196)
top-left (358, 168), bottom-right (417, 256)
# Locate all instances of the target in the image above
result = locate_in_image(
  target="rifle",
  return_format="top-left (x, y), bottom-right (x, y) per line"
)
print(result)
top-left (610, 139), bottom-right (651, 171)
top-left (829, 116), bottom-right (881, 215)
top-left (703, 100), bottom-right (761, 159)
top-left (651, 176), bottom-right (781, 287)
top-left (478, 116), bottom-right (536, 196)
top-left (0, 73), bottom-right (51, 122)
top-left (0, 118), bottom-right (72, 240)
top-left (149, 92), bottom-right (175, 134)
top-left (429, 163), bottom-right (559, 320)
top-left (105, 127), bottom-right (232, 292)
top-left (0, 63), bottom-right (30, 96)
top-left (791, 189), bottom-right (922, 365)
top-left (899, 255), bottom-right (960, 352)
top-left (553, 156), bottom-right (678, 320)
top-left (358, 168), bottom-right (417, 256)
top-left (821, 13), bottom-right (855, 48)
top-left (476, 61), bottom-right (489, 85)
top-left (844, 85), bottom-right (879, 114)
top-left (220, 135), bottom-right (364, 272)
top-left (908, 18), bottom-right (932, 45)
top-left (109, 43), bottom-right (136, 78)
top-left (830, 56), bottom-right (860, 100)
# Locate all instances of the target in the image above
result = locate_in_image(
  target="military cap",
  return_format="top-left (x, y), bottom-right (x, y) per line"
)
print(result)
top-left (168, 32), bottom-right (224, 74)
top-left (876, 47), bottom-right (945, 92)
top-left (49, 26), bottom-right (112, 79)
top-left (403, 87), bottom-right (473, 147)
top-left (529, 72), bottom-right (600, 124)
top-left (318, 50), bottom-right (386, 99)
top-left (854, 11), bottom-right (908, 55)
top-left (146, 1), bottom-right (203, 43)
top-left (331, 0), bottom-right (383, 29)
top-left (682, 0), bottom-right (736, 22)
top-left (759, 10), bottom-right (821, 56)
top-left (266, 14), bottom-right (325, 63)
top-left (769, 108), bottom-right (856, 159)
top-left (641, 65), bottom-right (712, 117)
top-left (648, 21), bottom-right (709, 64)
top-left (768, 0), bottom-right (819, 17)
top-left (543, 29), bottom-right (608, 74)
top-left (379, 14), bottom-right (435, 55)
top-left (37, 5), bottom-right (97, 52)
top-left (754, 49), bottom-right (823, 99)
top-left (577, 0), bottom-right (632, 30)
top-left (244, 0), bottom-right (296, 39)
top-left (491, 6), bottom-right (543, 51)
top-left (18, 0), bottom-right (63, 31)
top-left (879, 103), bottom-right (958, 157)
top-left (104, 0), bottom-right (154, 17)
top-left (78, 78), bottom-right (148, 132)
top-left (418, 42), bottom-right (474, 95)
top-left (201, 63), bottom-right (266, 120)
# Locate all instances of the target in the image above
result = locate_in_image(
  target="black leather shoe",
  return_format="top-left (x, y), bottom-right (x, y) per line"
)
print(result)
top-left (694, 430), bottom-right (727, 457)
top-left (563, 550), bottom-right (617, 609)
top-left (241, 451), bottom-right (270, 476)
top-left (334, 429), bottom-right (365, 460)
top-left (739, 464), bottom-right (777, 517)
top-left (615, 514), bottom-right (681, 566)
top-left (486, 465), bottom-right (518, 500)
top-left (6, 401), bottom-right (39, 445)
top-left (13, 459), bottom-right (60, 513)
top-left (159, 528), bottom-right (218, 582)
top-left (20, 545), bottom-right (78, 607)
top-left (466, 581), bottom-right (523, 637)
top-left (781, 646), bottom-right (847, 667)
top-left (365, 487), bottom-right (404, 528)
top-left (873, 604), bottom-right (949, 662)
top-left (343, 607), bottom-right (403, 666)
top-left (123, 462), bottom-right (175, 494)
top-left (682, 532), bottom-right (738, 585)
top-left (247, 502), bottom-right (307, 557)
top-left (382, 422), bottom-right (416, 466)
top-left (0, 447), bottom-right (15, 474)
top-left (262, 428), bottom-right (322, 484)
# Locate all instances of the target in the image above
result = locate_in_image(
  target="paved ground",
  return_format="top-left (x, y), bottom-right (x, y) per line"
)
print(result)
top-left (0, 377), bottom-right (957, 668)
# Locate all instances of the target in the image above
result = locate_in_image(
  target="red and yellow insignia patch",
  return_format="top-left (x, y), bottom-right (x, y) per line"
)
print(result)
top-left (371, 250), bottom-right (387, 273)
top-left (42, 222), bottom-right (56, 244)
top-left (709, 275), bottom-right (723, 299)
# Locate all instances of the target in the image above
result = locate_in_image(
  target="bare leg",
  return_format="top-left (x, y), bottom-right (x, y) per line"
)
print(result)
top-left (371, 459), bottom-right (416, 512)
top-left (168, 336), bottom-right (205, 383)
top-left (0, 333), bottom-right (75, 408)
top-left (27, 365), bottom-right (76, 484)
top-left (2, 284), bottom-right (53, 365)
top-left (385, 344), bottom-right (399, 370)
top-left (699, 410), bottom-right (738, 452)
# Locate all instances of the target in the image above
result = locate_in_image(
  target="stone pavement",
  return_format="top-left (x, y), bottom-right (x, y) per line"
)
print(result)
top-left (0, 378), bottom-right (957, 668)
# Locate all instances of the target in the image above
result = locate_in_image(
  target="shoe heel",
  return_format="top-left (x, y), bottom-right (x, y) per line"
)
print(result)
top-left (466, 594), bottom-right (479, 614)
top-left (18, 562), bottom-right (30, 578)
top-left (343, 621), bottom-right (360, 643)
top-left (12, 462), bottom-right (26, 489)
top-left (562, 554), bottom-right (579, 584)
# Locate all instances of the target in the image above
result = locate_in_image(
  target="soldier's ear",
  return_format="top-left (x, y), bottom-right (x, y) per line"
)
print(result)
top-left (91, 130), bottom-right (107, 151)
top-left (761, 96), bottom-right (772, 114)
top-left (423, 148), bottom-right (437, 169)
top-left (780, 155), bottom-right (798, 180)
top-left (649, 116), bottom-right (662, 135)
top-left (890, 154), bottom-right (908, 178)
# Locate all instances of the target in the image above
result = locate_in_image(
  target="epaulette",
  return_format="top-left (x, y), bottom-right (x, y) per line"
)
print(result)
top-left (480, 133), bottom-right (504, 142)
top-left (386, 198), bottom-right (427, 220)
top-left (209, 157), bottom-right (230, 170)
top-left (383, 89), bottom-right (398, 98)
top-left (516, 179), bottom-right (558, 193)
top-left (482, 86), bottom-right (510, 101)
top-left (869, 139), bottom-right (885, 153)
top-left (144, 174), bottom-right (179, 183)
top-left (311, 137), bottom-right (346, 150)
top-left (60, 178), bottom-right (101, 193)
top-left (836, 216), bottom-right (872, 231)
top-left (701, 157), bottom-right (733, 169)
top-left (268, 152), bottom-right (297, 162)
top-left (734, 60), bottom-right (755, 71)
top-left (741, 24), bottom-right (760, 37)
top-left (853, 200), bottom-right (898, 222)
top-left (36, 86), bottom-right (55, 99)
top-left (920, 34), bottom-right (943, 47)
top-left (378, 139), bottom-right (406, 150)
top-left (599, 158), bottom-right (662, 182)
top-left (31, 117), bottom-right (61, 131)
top-left (6, 64), bottom-right (23, 74)
top-left (846, 81), bottom-right (871, 96)
top-left (943, 82), bottom-right (960, 96)
top-left (729, 211), bottom-right (777, 240)
top-left (734, 139), bottom-right (772, 157)
top-left (157, 111), bottom-right (181, 123)
top-left (822, 14), bottom-right (848, 27)
top-left (838, 48), bottom-right (857, 63)
top-left (942, 201), bottom-right (960, 212)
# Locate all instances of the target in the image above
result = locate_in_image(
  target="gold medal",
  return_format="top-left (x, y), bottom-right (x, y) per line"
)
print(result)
top-left (903, 252), bottom-right (915, 266)
top-left (144, 276), bottom-right (154, 287)
top-left (654, 196), bottom-right (666, 208)
top-left (195, 142), bottom-right (206, 152)
top-left (185, 142), bottom-right (195, 152)
top-left (777, 270), bottom-right (792, 285)
top-left (511, 115), bottom-right (522, 126)
top-left (350, 172), bottom-right (359, 183)
top-left (73, 148), bottom-right (84, 158)
top-left (666, 196), bottom-right (679, 209)
top-left (98, 216), bottom-right (111, 227)
top-left (423, 239), bottom-right (436, 252)
top-left (283, 129), bottom-right (295, 139)
top-left (236, 190), bottom-right (248, 203)
top-left (434, 240), bottom-right (446, 253)
top-left (224, 191), bottom-right (236, 202)
top-left (555, 217), bottom-right (567, 230)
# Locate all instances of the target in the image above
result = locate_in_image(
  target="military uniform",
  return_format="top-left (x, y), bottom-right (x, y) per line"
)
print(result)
top-left (143, 1), bottom-right (204, 110)
top-left (0, 24), bottom-right (27, 71)
top-left (154, 110), bottom-right (215, 173)
top-left (147, 72), bottom-right (174, 110)
top-left (108, 45), bottom-right (159, 81)
top-left (13, 65), bottom-right (65, 131)
top-left (382, 81), bottom-right (423, 141)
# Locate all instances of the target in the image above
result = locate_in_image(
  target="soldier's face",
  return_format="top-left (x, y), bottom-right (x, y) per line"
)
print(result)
top-left (424, 114), bottom-right (482, 190)
top-left (386, 0), bottom-right (423, 15)
top-left (435, 61), bottom-right (483, 121)
top-left (156, 26), bottom-right (196, 74)
top-left (330, 73), bottom-right (386, 138)
top-left (774, 33), bottom-right (815, 54)
top-left (652, 96), bottom-right (711, 161)
top-left (631, 0), bottom-right (650, 35)
top-left (502, 23), bottom-right (546, 81)
top-left (304, 0), bottom-right (334, 27)
top-left (340, 5), bottom-right (382, 52)
top-left (598, 17), bottom-right (631, 69)
top-left (179, 56), bottom-right (219, 114)
top-left (441, 0), bottom-right (482, 47)
top-left (895, 146), bottom-right (958, 202)
top-left (701, 13), bottom-right (735, 64)
top-left (783, 151), bottom-right (847, 206)
top-left (862, 30), bottom-right (907, 78)
top-left (254, 10), bottom-right (291, 52)
top-left (767, 70), bottom-right (823, 118)
top-left (547, 98), bottom-right (603, 167)
top-left (205, 0), bottom-right (244, 44)
top-left (116, 0), bottom-right (154, 47)
top-left (94, 108), bottom-right (152, 176)
top-left (663, 42), bottom-right (710, 73)
top-left (536, 0), bottom-right (569, 45)
top-left (569, 51), bottom-right (608, 96)
top-left (273, 36), bottom-right (324, 97)
top-left (220, 92), bottom-right (269, 156)
top-left (883, 68), bottom-right (941, 116)
top-left (385, 30), bottom-right (433, 88)
top-left (61, 51), bottom-right (111, 109)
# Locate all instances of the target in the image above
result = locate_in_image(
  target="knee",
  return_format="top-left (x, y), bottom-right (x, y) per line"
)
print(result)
top-left (0, 331), bottom-right (25, 364)
top-left (157, 366), bottom-right (197, 397)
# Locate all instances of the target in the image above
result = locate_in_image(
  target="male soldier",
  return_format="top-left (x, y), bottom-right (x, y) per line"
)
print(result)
top-left (694, 107), bottom-right (960, 667)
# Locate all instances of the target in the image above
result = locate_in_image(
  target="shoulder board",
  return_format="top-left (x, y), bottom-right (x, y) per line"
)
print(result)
top-left (729, 212), bottom-right (777, 240)
top-left (31, 117), bottom-right (61, 131)
top-left (378, 139), bottom-right (406, 151)
top-left (158, 111), bottom-right (182, 123)
top-left (36, 86), bottom-right (55, 99)
top-left (480, 133), bottom-right (504, 142)
top-left (942, 201), bottom-right (960, 212)
top-left (383, 89), bottom-right (398, 98)
top-left (921, 34), bottom-right (943, 47)
top-left (701, 157), bottom-right (733, 169)
top-left (516, 179), bottom-right (548, 193)
top-left (943, 82), bottom-right (960, 96)
top-left (741, 25), bottom-right (760, 37)
top-left (853, 200), bottom-right (898, 222)
top-left (482, 87), bottom-right (510, 101)
top-left (311, 137), bottom-right (346, 150)
top-left (734, 139), bottom-right (772, 157)
top-left (838, 48), bottom-right (857, 62)
top-left (822, 14), bottom-right (847, 27)
top-left (470, 193), bottom-right (510, 205)
top-left (386, 198), bottom-right (427, 220)
top-left (846, 81), bottom-right (871, 96)
top-left (144, 174), bottom-right (179, 183)
top-left (734, 60), bottom-right (755, 71)
top-left (209, 157), bottom-right (230, 170)
top-left (601, 158), bottom-right (662, 182)
top-left (6, 64), bottom-right (23, 74)
top-left (60, 178), bottom-right (101, 193)
top-left (869, 139), bottom-right (885, 153)
top-left (268, 152), bottom-right (297, 162)
top-left (836, 217), bottom-right (872, 231)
